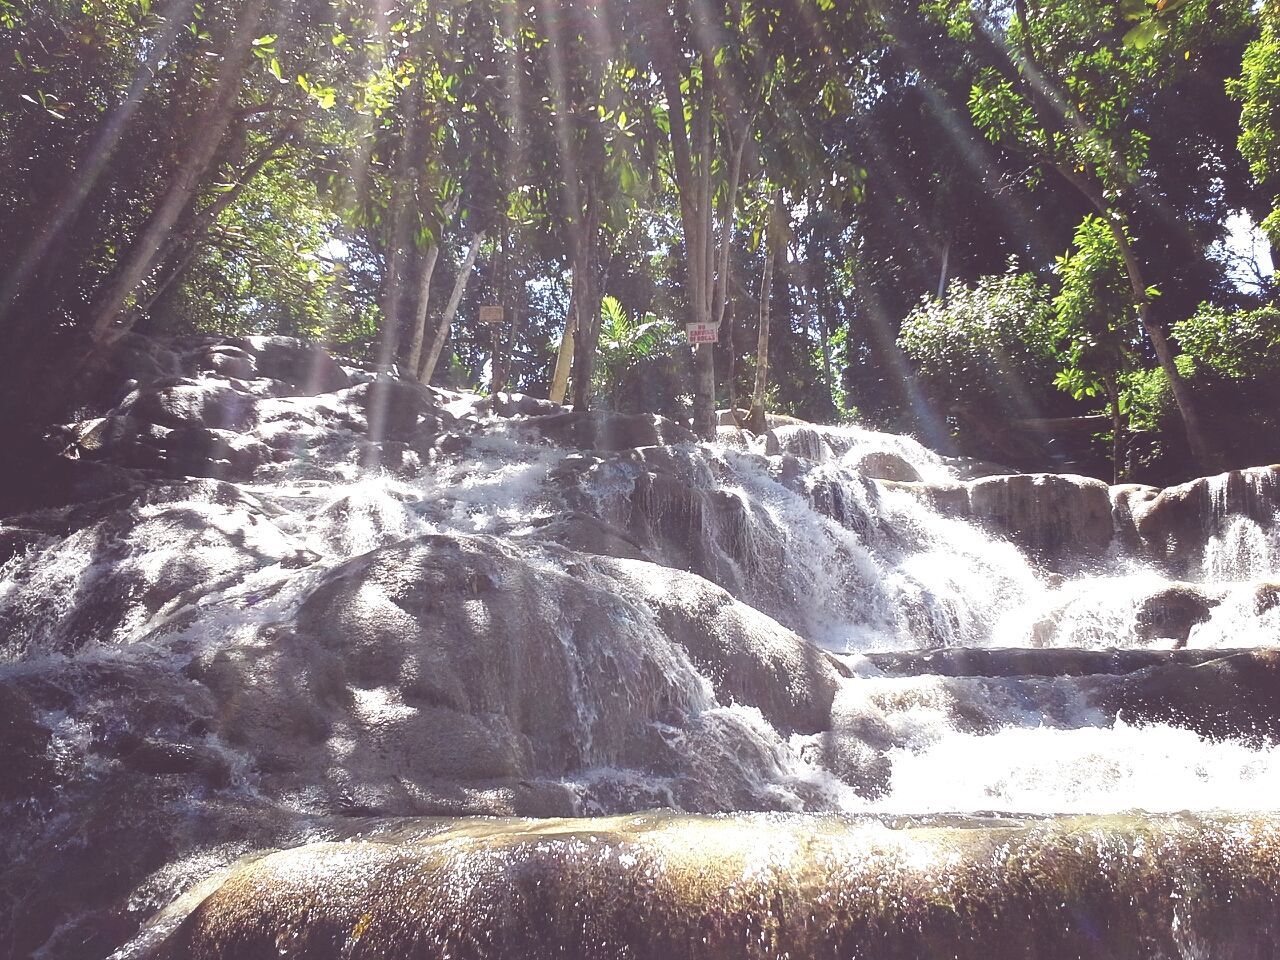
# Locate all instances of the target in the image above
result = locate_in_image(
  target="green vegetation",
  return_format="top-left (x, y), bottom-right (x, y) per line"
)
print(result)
top-left (0, 0), bottom-right (1276, 481)
top-left (899, 265), bottom-right (1058, 422)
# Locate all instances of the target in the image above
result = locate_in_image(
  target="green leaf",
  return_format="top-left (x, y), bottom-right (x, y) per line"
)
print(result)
top-left (1122, 20), bottom-right (1159, 49)
top-left (268, 57), bottom-right (283, 82)
top-left (1118, 0), bottom-right (1147, 21)
top-left (251, 34), bottom-right (276, 46)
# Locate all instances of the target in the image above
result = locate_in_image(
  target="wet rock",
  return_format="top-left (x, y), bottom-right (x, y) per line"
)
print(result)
top-left (0, 481), bottom-right (308, 656)
top-left (121, 737), bottom-right (234, 787)
top-left (127, 380), bottom-right (258, 433)
top-left (190, 345), bottom-right (258, 381)
top-left (602, 558), bottom-right (844, 735)
top-left (189, 534), bottom-right (709, 811)
top-left (341, 377), bottom-right (443, 441)
top-left (1104, 649), bottom-right (1280, 741)
top-left (967, 473), bottom-right (1113, 559)
top-left (162, 427), bottom-right (270, 481)
top-left (764, 424), bottom-right (841, 461)
top-left (522, 410), bottom-right (695, 451)
top-left (491, 392), bottom-right (565, 418)
top-left (1109, 482), bottom-right (1161, 550)
top-left (715, 425), bottom-right (756, 450)
top-left (243, 336), bottom-right (350, 394)
top-left (884, 473), bottom-right (1115, 562)
top-left (850, 450), bottom-right (921, 482)
top-left (148, 813), bottom-right (1280, 960)
top-left (175, 532), bottom-right (841, 818)
top-left (1133, 466), bottom-right (1280, 571)
top-left (1133, 585), bottom-right (1216, 645)
top-left (525, 514), bottom-right (652, 562)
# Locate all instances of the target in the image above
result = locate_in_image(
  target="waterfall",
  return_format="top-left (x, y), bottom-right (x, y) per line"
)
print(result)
top-left (3, 338), bottom-right (1279, 959)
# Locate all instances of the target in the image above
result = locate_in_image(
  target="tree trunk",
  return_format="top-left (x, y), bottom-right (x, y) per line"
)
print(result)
top-left (84, 0), bottom-right (267, 348)
top-left (405, 195), bottom-right (459, 375)
top-left (654, 41), bottom-right (718, 440)
top-left (1108, 377), bottom-right (1124, 485)
top-left (550, 286), bottom-right (576, 405)
top-left (750, 189), bottom-right (782, 435)
top-left (419, 229), bottom-right (485, 385)
top-left (570, 186), bottom-right (603, 412)
top-left (936, 238), bottom-right (951, 299)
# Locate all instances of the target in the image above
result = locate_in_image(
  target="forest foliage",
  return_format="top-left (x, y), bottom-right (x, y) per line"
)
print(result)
top-left (0, 0), bottom-right (1276, 481)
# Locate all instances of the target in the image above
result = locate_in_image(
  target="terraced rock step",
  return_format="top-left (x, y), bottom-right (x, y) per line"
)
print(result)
top-left (863, 645), bottom-right (1254, 678)
top-left (863, 647), bottom-right (1280, 741)
top-left (142, 812), bottom-right (1280, 960)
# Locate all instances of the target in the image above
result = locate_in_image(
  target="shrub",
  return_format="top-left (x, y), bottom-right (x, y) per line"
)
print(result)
top-left (1173, 303), bottom-right (1280, 380)
top-left (899, 261), bottom-right (1059, 416)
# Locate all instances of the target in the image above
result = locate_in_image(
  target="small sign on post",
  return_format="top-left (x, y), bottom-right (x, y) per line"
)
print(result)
top-left (684, 321), bottom-right (719, 344)
top-left (478, 305), bottom-right (505, 324)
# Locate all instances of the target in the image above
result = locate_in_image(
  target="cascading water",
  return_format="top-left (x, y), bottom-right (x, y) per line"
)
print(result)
top-left (3, 336), bottom-right (1280, 959)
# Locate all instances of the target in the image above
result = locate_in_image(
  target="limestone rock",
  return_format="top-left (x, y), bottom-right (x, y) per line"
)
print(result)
top-left (850, 450), bottom-right (922, 482)
top-left (148, 813), bottom-right (1280, 960)
top-left (1133, 466), bottom-right (1280, 572)
top-left (967, 473), bottom-right (1114, 559)
top-left (243, 336), bottom-right (350, 394)
top-left (1133, 584), bottom-right (1216, 645)
top-left (0, 480), bottom-right (309, 656)
top-left (1104, 649), bottom-right (1280, 741)
top-left (521, 410), bottom-right (695, 451)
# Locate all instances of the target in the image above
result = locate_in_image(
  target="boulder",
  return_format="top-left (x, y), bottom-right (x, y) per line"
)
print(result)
top-left (850, 450), bottom-right (921, 482)
top-left (1133, 584), bottom-right (1216, 645)
top-left (243, 336), bottom-right (350, 394)
top-left (491, 392), bottom-right (565, 418)
top-left (1133, 466), bottom-right (1280, 571)
top-left (178, 532), bottom-right (843, 818)
top-left (339, 377), bottom-right (444, 441)
top-left (601, 557), bottom-right (845, 734)
top-left (127, 381), bottom-right (258, 432)
top-left (1103, 649), bottom-right (1280, 741)
top-left (967, 473), bottom-right (1114, 559)
top-left (190, 344), bottom-right (258, 381)
top-left (157, 427), bottom-right (269, 481)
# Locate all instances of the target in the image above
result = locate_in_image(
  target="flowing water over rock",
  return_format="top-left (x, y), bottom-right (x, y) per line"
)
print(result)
top-left (3, 335), bottom-right (1280, 958)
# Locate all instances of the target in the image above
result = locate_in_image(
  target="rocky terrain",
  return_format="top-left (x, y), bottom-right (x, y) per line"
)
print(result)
top-left (2, 334), bottom-right (1279, 959)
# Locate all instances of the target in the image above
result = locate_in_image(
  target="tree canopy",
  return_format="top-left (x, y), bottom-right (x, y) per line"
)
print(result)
top-left (0, 0), bottom-right (1274, 481)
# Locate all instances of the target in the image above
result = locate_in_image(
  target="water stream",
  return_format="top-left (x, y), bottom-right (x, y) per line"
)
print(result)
top-left (2, 343), bottom-right (1279, 957)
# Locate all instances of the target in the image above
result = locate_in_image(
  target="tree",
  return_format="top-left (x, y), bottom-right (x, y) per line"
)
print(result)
top-left (1052, 216), bottom-right (1140, 482)
top-left (1229, 0), bottom-right (1280, 258)
top-left (938, 0), bottom-right (1256, 467)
